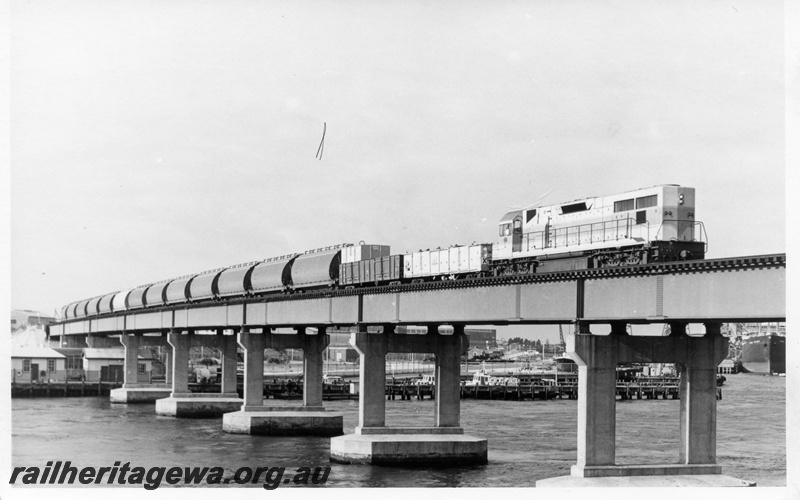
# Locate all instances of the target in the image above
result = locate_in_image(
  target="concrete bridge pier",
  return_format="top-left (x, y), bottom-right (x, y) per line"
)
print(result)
top-left (538, 322), bottom-right (754, 487)
top-left (155, 331), bottom-right (243, 418)
top-left (330, 324), bottom-right (488, 466)
top-left (110, 333), bottom-right (173, 403)
top-left (223, 327), bottom-right (344, 436)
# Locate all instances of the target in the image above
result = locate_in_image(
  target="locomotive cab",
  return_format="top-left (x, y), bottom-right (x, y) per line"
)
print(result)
top-left (494, 210), bottom-right (522, 260)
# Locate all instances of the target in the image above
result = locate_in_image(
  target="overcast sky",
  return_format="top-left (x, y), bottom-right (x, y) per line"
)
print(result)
top-left (10, 1), bottom-right (786, 340)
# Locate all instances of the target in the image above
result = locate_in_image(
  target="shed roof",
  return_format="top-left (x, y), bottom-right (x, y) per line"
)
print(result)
top-left (12, 345), bottom-right (66, 359)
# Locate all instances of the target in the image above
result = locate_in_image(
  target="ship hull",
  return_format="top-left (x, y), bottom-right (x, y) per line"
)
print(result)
top-left (741, 334), bottom-right (785, 374)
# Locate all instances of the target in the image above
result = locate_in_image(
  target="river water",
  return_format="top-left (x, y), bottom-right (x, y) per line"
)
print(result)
top-left (11, 373), bottom-right (785, 487)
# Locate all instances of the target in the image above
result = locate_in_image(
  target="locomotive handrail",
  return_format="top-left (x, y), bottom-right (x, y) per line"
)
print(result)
top-left (651, 219), bottom-right (705, 244)
top-left (522, 218), bottom-right (635, 251)
top-left (694, 221), bottom-right (709, 253)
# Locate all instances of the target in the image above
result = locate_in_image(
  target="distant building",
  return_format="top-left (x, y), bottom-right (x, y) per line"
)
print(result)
top-left (321, 326), bottom-right (496, 362)
top-left (464, 329), bottom-right (497, 349)
top-left (325, 327), bottom-right (360, 363)
top-left (11, 310), bottom-right (55, 333)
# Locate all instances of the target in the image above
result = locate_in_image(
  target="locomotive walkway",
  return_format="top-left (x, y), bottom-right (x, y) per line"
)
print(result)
top-left (47, 253), bottom-right (786, 487)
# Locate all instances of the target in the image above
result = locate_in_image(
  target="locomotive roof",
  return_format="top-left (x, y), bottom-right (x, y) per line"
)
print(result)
top-left (498, 184), bottom-right (687, 223)
top-left (556, 184), bottom-right (682, 205)
top-left (520, 184), bottom-right (683, 211)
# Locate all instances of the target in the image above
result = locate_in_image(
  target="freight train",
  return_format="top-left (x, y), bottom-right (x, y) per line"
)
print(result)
top-left (60, 184), bottom-right (707, 320)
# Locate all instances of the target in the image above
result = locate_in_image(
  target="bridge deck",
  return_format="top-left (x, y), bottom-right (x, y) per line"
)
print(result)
top-left (49, 254), bottom-right (785, 336)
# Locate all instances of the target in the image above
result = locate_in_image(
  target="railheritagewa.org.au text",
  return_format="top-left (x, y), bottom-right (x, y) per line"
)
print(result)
top-left (10, 461), bottom-right (331, 489)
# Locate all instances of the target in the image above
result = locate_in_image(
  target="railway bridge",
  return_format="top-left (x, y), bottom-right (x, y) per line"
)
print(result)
top-left (47, 253), bottom-right (786, 486)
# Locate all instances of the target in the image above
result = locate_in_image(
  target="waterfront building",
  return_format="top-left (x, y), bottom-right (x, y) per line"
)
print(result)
top-left (83, 348), bottom-right (155, 383)
top-left (51, 347), bottom-right (85, 380)
top-left (11, 345), bottom-right (66, 383)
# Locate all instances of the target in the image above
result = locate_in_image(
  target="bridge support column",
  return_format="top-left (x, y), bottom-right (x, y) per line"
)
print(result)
top-left (164, 346), bottom-right (172, 385)
top-left (121, 333), bottom-right (140, 387)
top-left (538, 323), bottom-right (754, 487)
top-left (355, 326), bottom-right (388, 430)
top-left (220, 330), bottom-right (238, 395)
top-left (223, 327), bottom-right (343, 436)
top-left (170, 331), bottom-right (189, 393)
top-left (110, 333), bottom-right (172, 404)
top-left (680, 323), bottom-right (722, 465)
top-left (239, 330), bottom-right (266, 410)
top-left (301, 327), bottom-right (326, 410)
top-left (156, 331), bottom-right (243, 418)
top-left (331, 324), bottom-right (487, 466)
top-left (434, 324), bottom-right (463, 428)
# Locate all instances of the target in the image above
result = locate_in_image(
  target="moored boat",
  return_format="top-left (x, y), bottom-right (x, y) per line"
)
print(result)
top-left (741, 323), bottom-right (785, 374)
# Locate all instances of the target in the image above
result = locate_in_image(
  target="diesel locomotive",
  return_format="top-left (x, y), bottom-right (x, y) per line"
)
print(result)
top-left (59, 184), bottom-right (706, 320)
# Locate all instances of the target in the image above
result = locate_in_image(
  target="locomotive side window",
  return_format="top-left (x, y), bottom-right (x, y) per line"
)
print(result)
top-left (526, 209), bottom-right (537, 223)
top-left (560, 202), bottom-right (588, 214)
top-left (636, 195), bottom-right (657, 209)
top-left (636, 210), bottom-right (646, 224)
top-left (499, 223), bottom-right (511, 236)
top-left (513, 219), bottom-right (522, 233)
top-left (614, 199), bottom-right (634, 212)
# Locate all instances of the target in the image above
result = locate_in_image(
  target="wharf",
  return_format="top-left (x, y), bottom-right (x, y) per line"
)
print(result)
top-left (11, 376), bottom-right (721, 401)
top-left (11, 379), bottom-right (124, 398)
top-left (384, 376), bottom-right (722, 402)
top-left (384, 381), bottom-right (578, 401)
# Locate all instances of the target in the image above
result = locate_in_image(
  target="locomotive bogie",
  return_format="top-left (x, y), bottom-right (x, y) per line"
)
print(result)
top-left (536, 256), bottom-right (592, 273)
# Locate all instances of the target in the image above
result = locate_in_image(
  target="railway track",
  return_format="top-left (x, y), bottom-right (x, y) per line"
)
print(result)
top-left (54, 253), bottom-right (785, 323)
